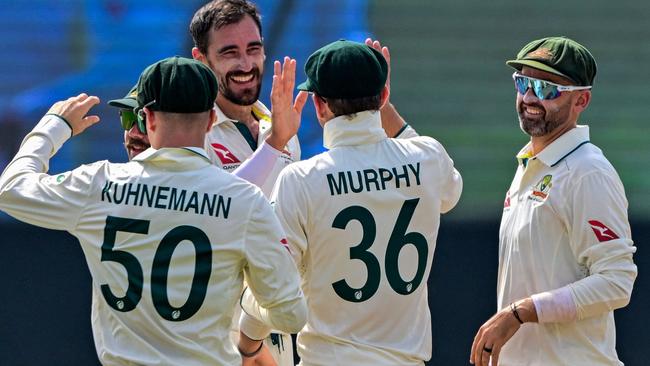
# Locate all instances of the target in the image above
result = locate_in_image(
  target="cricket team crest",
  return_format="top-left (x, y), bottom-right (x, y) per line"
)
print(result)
top-left (529, 174), bottom-right (552, 202)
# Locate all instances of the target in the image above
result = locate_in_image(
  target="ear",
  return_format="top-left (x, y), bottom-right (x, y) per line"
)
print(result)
top-left (574, 90), bottom-right (591, 112)
top-left (312, 94), bottom-right (325, 120)
top-left (206, 109), bottom-right (216, 132)
top-left (379, 85), bottom-right (390, 109)
top-left (192, 47), bottom-right (205, 63)
top-left (144, 107), bottom-right (156, 133)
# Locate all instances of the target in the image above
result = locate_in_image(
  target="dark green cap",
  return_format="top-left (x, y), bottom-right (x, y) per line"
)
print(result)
top-left (107, 85), bottom-right (138, 110)
top-left (136, 56), bottom-right (218, 113)
top-left (297, 40), bottom-right (388, 99)
top-left (506, 36), bottom-right (597, 86)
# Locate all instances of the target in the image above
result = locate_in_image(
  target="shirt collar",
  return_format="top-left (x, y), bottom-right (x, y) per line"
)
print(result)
top-left (516, 125), bottom-right (591, 167)
top-left (212, 100), bottom-right (271, 126)
top-left (132, 147), bottom-right (212, 170)
top-left (323, 110), bottom-right (387, 149)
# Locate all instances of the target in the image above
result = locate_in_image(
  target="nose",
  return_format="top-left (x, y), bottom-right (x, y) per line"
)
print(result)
top-left (522, 86), bottom-right (539, 103)
top-left (237, 54), bottom-right (254, 72)
top-left (128, 124), bottom-right (145, 138)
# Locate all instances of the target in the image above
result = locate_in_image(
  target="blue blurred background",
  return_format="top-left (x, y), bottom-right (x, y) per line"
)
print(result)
top-left (0, 0), bottom-right (648, 364)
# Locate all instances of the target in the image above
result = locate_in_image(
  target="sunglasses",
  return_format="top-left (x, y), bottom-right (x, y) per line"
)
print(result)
top-left (120, 100), bottom-right (156, 134)
top-left (119, 109), bottom-right (144, 133)
top-left (512, 72), bottom-right (591, 100)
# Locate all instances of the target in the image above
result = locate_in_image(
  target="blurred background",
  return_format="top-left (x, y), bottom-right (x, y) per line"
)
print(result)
top-left (0, 0), bottom-right (647, 364)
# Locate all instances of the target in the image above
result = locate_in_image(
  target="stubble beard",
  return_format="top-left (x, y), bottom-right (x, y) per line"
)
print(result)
top-left (518, 100), bottom-right (570, 137)
top-left (219, 68), bottom-right (262, 106)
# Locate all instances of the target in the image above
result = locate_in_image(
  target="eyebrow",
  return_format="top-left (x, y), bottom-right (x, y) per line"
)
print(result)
top-left (217, 40), bottom-right (264, 54)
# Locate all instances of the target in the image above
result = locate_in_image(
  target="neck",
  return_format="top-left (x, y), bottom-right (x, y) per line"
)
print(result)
top-left (216, 95), bottom-right (257, 125)
top-left (150, 129), bottom-right (206, 150)
top-left (530, 122), bottom-right (576, 155)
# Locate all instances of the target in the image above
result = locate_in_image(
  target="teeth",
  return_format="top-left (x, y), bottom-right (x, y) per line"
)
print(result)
top-left (231, 74), bottom-right (254, 83)
top-left (525, 106), bottom-right (544, 115)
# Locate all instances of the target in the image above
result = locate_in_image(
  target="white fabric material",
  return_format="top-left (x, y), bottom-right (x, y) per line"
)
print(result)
top-left (0, 115), bottom-right (306, 366)
top-left (271, 111), bottom-right (462, 365)
top-left (233, 140), bottom-right (282, 188)
top-left (203, 101), bottom-right (300, 197)
top-left (531, 286), bottom-right (577, 323)
top-left (204, 101), bottom-right (299, 366)
top-left (497, 125), bottom-right (637, 366)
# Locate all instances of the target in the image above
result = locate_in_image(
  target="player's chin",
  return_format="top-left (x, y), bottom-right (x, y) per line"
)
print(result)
top-left (127, 147), bottom-right (146, 159)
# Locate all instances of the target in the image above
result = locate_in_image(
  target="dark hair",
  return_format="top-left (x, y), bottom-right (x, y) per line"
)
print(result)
top-left (322, 94), bottom-right (383, 117)
top-left (190, 0), bottom-right (262, 54)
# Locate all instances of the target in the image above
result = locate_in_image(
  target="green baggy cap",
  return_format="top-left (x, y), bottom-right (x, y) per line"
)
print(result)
top-left (136, 56), bottom-right (218, 113)
top-left (297, 39), bottom-right (388, 99)
top-left (107, 85), bottom-right (138, 110)
top-left (506, 36), bottom-right (597, 86)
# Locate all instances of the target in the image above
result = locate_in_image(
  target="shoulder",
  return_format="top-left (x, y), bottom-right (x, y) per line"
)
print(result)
top-left (389, 135), bottom-right (451, 159)
top-left (563, 143), bottom-right (619, 178)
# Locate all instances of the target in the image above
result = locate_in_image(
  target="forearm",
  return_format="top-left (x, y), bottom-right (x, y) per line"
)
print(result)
top-left (532, 241), bottom-right (636, 322)
top-left (232, 141), bottom-right (281, 187)
top-left (239, 286), bottom-right (306, 339)
top-left (380, 102), bottom-right (416, 138)
top-left (0, 115), bottom-right (70, 187)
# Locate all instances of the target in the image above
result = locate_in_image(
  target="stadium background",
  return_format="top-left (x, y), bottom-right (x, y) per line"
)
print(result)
top-left (0, 0), bottom-right (647, 364)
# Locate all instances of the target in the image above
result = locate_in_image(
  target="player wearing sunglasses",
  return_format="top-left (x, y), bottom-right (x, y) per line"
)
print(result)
top-left (471, 37), bottom-right (636, 366)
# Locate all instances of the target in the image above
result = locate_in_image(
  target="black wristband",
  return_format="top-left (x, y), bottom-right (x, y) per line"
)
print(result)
top-left (238, 341), bottom-right (264, 358)
top-left (510, 302), bottom-right (524, 324)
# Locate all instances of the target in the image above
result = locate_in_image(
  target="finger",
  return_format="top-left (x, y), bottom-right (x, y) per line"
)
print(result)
top-left (365, 37), bottom-right (372, 46)
top-left (82, 115), bottom-right (101, 126)
top-left (270, 75), bottom-right (280, 104)
top-left (492, 346), bottom-right (501, 366)
top-left (294, 91), bottom-right (308, 113)
top-left (286, 58), bottom-right (296, 91)
top-left (382, 46), bottom-right (391, 64)
top-left (373, 40), bottom-right (381, 50)
top-left (78, 95), bottom-right (100, 114)
top-left (471, 330), bottom-right (483, 364)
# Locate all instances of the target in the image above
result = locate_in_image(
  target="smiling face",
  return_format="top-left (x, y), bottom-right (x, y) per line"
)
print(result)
top-left (123, 122), bottom-right (150, 160)
top-left (199, 15), bottom-right (264, 107)
top-left (516, 66), bottom-right (582, 137)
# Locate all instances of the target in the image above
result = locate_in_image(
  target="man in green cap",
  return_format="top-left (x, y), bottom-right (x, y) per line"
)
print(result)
top-left (257, 39), bottom-right (462, 365)
top-left (470, 37), bottom-right (637, 366)
top-left (0, 56), bottom-right (306, 365)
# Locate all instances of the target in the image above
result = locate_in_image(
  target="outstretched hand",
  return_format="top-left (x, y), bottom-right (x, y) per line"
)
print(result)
top-left (47, 93), bottom-right (101, 136)
top-left (267, 57), bottom-right (308, 151)
top-left (365, 38), bottom-right (391, 97)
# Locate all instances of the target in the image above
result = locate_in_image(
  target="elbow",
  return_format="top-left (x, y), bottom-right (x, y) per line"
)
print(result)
top-left (278, 296), bottom-right (307, 334)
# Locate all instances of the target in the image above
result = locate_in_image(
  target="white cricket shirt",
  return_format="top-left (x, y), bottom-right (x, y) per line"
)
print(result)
top-left (0, 115), bottom-right (306, 366)
top-left (497, 125), bottom-right (637, 366)
top-left (270, 110), bottom-right (462, 366)
top-left (204, 101), bottom-right (300, 197)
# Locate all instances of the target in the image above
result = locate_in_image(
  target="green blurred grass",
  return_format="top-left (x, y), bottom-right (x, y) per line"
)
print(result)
top-left (370, 0), bottom-right (650, 220)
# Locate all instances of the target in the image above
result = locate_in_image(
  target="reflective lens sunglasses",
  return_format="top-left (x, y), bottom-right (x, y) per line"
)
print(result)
top-left (119, 109), bottom-right (144, 133)
top-left (512, 72), bottom-right (591, 100)
top-left (130, 100), bottom-right (156, 135)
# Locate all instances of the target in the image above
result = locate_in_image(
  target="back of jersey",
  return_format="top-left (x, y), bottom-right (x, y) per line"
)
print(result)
top-left (71, 149), bottom-right (296, 366)
top-left (273, 135), bottom-right (462, 365)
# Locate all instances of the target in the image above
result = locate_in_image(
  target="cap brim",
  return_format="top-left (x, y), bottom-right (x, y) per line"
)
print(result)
top-left (506, 59), bottom-right (569, 79)
top-left (107, 98), bottom-right (138, 109)
top-left (296, 79), bottom-right (313, 92)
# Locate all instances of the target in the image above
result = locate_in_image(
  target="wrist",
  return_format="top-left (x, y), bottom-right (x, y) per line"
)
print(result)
top-left (512, 298), bottom-right (538, 323)
top-left (265, 133), bottom-right (288, 152)
top-left (238, 331), bottom-right (264, 357)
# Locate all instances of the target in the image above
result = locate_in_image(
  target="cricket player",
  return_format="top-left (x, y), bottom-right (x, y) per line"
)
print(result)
top-left (247, 40), bottom-right (462, 365)
top-left (189, 2), bottom-right (414, 363)
top-left (0, 56), bottom-right (306, 365)
top-left (470, 37), bottom-right (637, 366)
top-left (109, 82), bottom-right (300, 191)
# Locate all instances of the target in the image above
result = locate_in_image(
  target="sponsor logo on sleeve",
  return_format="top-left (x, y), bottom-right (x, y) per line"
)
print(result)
top-left (504, 190), bottom-right (511, 209)
top-left (211, 143), bottom-right (241, 164)
top-left (280, 238), bottom-right (292, 254)
top-left (588, 220), bottom-right (620, 242)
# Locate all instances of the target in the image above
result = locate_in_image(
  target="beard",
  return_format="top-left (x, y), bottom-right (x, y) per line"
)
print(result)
top-left (218, 67), bottom-right (262, 106)
top-left (517, 99), bottom-right (571, 137)
top-left (124, 135), bottom-right (150, 160)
